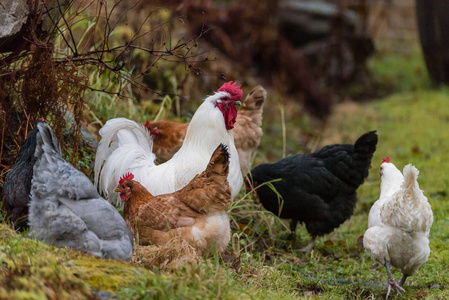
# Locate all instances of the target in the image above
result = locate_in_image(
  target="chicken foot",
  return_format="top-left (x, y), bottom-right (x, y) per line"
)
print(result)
top-left (292, 236), bottom-right (316, 253)
top-left (299, 236), bottom-right (316, 253)
top-left (384, 261), bottom-right (405, 299)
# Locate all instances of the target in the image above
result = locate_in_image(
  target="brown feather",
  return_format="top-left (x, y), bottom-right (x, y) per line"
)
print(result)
top-left (117, 144), bottom-right (232, 254)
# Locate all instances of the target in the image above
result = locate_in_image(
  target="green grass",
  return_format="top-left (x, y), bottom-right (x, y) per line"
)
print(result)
top-left (366, 50), bottom-right (433, 95)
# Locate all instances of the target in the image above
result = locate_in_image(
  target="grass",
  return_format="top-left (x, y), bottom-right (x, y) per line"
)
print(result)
top-left (2, 46), bottom-right (449, 299)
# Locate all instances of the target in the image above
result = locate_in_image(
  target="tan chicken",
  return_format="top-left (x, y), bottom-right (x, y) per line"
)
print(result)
top-left (144, 86), bottom-right (267, 174)
top-left (115, 144), bottom-right (232, 254)
top-left (233, 85), bottom-right (266, 175)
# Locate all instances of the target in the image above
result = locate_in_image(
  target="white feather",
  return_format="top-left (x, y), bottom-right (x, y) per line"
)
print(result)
top-left (95, 91), bottom-right (243, 207)
top-left (364, 160), bottom-right (433, 285)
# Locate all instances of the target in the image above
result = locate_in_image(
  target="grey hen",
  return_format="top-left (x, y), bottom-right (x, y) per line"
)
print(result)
top-left (28, 121), bottom-right (133, 260)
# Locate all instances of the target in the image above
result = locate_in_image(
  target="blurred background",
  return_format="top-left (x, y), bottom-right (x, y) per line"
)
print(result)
top-left (0, 0), bottom-right (444, 188)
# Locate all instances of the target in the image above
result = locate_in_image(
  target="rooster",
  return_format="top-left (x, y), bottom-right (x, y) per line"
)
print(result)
top-left (143, 85), bottom-right (267, 175)
top-left (28, 121), bottom-right (133, 260)
top-left (95, 82), bottom-right (243, 205)
top-left (3, 119), bottom-right (42, 231)
top-left (364, 158), bottom-right (433, 298)
top-left (115, 144), bottom-right (232, 253)
top-left (246, 131), bottom-right (378, 252)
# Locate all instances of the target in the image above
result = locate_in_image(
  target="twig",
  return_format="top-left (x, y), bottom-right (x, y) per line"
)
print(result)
top-left (0, 111), bottom-right (6, 166)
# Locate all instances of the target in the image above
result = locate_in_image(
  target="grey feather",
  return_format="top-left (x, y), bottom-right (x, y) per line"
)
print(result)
top-left (28, 122), bottom-right (133, 261)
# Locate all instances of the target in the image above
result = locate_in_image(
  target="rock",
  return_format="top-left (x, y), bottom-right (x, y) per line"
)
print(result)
top-left (278, 0), bottom-right (361, 47)
top-left (0, 0), bottom-right (69, 53)
top-left (0, 0), bottom-right (29, 39)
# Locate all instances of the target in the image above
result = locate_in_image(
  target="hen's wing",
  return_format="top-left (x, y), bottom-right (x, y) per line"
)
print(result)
top-left (135, 195), bottom-right (201, 231)
top-left (312, 131), bottom-right (378, 189)
top-left (176, 144), bottom-right (231, 214)
top-left (30, 122), bottom-right (133, 260)
top-left (57, 197), bottom-right (134, 260)
top-left (251, 154), bottom-right (347, 219)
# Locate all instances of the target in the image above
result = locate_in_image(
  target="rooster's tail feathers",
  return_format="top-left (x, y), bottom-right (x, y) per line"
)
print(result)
top-left (94, 118), bottom-right (156, 205)
top-left (354, 130), bottom-right (378, 157)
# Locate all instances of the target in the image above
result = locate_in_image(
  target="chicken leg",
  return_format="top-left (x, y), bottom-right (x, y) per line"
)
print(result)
top-left (385, 261), bottom-right (405, 299)
top-left (399, 274), bottom-right (408, 286)
top-left (290, 219), bottom-right (316, 253)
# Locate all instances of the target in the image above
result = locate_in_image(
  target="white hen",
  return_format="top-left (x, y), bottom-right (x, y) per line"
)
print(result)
top-left (364, 157), bottom-right (433, 298)
top-left (94, 82), bottom-right (244, 206)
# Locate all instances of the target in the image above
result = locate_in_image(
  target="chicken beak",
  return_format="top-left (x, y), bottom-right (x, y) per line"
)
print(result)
top-left (114, 187), bottom-right (120, 192)
top-left (234, 100), bottom-right (242, 106)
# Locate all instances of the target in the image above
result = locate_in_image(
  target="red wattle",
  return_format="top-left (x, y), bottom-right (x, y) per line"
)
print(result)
top-left (119, 193), bottom-right (126, 202)
top-left (217, 101), bottom-right (237, 130)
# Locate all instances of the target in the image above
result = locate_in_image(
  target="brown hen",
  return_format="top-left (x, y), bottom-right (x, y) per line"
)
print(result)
top-left (144, 120), bottom-right (189, 164)
top-left (116, 144), bottom-right (232, 254)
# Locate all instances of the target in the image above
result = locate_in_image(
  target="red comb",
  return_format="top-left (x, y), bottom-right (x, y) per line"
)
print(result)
top-left (39, 117), bottom-right (45, 121)
top-left (217, 81), bottom-right (243, 101)
top-left (144, 120), bottom-right (150, 128)
top-left (119, 172), bottom-right (134, 185)
top-left (382, 157), bottom-right (390, 163)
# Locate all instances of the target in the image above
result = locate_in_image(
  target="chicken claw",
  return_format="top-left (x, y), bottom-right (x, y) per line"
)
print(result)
top-left (385, 262), bottom-right (405, 299)
top-left (293, 236), bottom-right (316, 253)
top-left (386, 277), bottom-right (405, 299)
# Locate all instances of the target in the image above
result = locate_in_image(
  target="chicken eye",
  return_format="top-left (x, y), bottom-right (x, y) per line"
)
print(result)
top-left (223, 97), bottom-right (228, 101)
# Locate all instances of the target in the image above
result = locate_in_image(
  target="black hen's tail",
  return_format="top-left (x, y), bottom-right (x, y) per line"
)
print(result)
top-left (3, 119), bottom-right (44, 231)
top-left (351, 130), bottom-right (378, 186)
top-left (354, 131), bottom-right (378, 158)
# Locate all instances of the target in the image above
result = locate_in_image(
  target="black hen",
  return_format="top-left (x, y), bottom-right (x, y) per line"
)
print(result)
top-left (3, 119), bottom-right (43, 231)
top-left (246, 131), bottom-right (378, 252)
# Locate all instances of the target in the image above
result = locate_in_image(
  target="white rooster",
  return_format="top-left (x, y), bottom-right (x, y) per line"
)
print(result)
top-left (364, 157), bottom-right (433, 298)
top-left (94, 82), bottom-right (244, 206)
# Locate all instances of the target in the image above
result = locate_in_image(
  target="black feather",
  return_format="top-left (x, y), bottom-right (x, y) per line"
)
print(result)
top-left (249, 131), bottom-right (378, 239)
top-left (3, 119), bottom-right (44, 231)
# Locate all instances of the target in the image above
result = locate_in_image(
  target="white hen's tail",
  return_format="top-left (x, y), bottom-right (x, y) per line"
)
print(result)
top-left (94, 118), bottom-right (157, 206)
top-left (381, 164), bottom-right (433, 234)
top-left (402, 164), bottom-right (419, 191)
